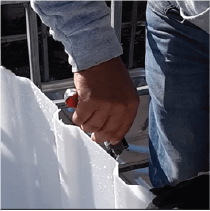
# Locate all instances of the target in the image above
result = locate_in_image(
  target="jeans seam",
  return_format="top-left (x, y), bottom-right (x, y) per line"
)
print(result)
top-left (148, 1), bottom-right (177, 18)
top-left (163, 4), bottom-right (177, 16)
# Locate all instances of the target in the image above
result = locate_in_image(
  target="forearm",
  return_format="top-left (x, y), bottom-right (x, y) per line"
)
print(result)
top-left (31, 1), bottom-right (123, 72)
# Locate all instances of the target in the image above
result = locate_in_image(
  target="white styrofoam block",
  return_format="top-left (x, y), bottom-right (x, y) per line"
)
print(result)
top-left (1, 67), bottom-right (154, 209)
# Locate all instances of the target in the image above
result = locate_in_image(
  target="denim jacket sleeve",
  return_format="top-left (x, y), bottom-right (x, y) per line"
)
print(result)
top-left (31, 1), bottom-right (123, 72)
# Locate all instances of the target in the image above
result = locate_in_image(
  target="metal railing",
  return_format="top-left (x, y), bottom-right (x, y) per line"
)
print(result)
top-left (1, 1), bottom-right (47, 88)
top-left (1, 1), bottom-right (149, 180)
top-left (1, 1), bottom-right (147, 93)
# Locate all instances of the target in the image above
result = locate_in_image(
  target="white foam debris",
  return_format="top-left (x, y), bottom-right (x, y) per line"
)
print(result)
top-left (1, 67), bottom-right (154, 209)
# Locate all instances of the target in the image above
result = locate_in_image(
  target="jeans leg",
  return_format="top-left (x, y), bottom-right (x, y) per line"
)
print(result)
top-left (145, 1), bottom-right (209, 187)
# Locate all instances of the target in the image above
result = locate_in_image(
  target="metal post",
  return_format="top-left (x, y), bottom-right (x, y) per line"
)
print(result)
top-left (41, 23), bottom-right (49, 82)
top-left (111, 0), bottom-right (122, 43)
top-left (128, 1), bottom-right (138, 69)
top-left (24, 2), bottom-right (41, 88)
top-left (1, 1), bottom-right (25, 4)
top-left (0, 6), bottom-right (2, 66)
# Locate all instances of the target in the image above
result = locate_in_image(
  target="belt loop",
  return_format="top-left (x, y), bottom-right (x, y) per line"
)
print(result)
top-left (169, 1), bottom-right (180, 10)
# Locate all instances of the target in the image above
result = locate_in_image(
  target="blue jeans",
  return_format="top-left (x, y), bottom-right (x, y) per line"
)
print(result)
top-left (145, 1), bottom-right (209, 187)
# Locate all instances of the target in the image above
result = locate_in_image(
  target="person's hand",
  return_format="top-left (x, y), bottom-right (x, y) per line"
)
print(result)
top-left (148, 173), bottom-right (209, 209)
top-left (72, 57), bottom-right (139, 145)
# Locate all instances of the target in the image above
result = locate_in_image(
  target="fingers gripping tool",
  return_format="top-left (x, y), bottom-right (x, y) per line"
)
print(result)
top-left (64, 88), bottom-right (129, 160)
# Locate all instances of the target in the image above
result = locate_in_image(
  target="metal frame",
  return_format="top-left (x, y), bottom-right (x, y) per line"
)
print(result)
top-left (24, 2), bottom-right (41, 88)
top-left (1, 1), bottom-right (47, 88)
top-left (0, 7), bottom-right (2, 66)
top-left (1, 1), bottom-right (23, 4)
top-left (1, 1), bottom-right (149, 178)
top-left (1, 0), bottom-right (146, 92)
top-left (119, 159), bottom-right (149, 173)
top-left (128, 1), bottom-right (139, 69)
top-left (41, 23), bottom-right (50, 82)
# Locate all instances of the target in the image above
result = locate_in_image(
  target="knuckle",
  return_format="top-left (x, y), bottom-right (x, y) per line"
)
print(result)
top-left (109, 137), bottom-right (123, 145)
top-left (72, 115), bottom-right (81, 126)
top-left (96, 130), bottom-right (114, 141)
top-left (104, 131), bottom-right (115, 139)
top-left (82, 124), bottom-right (101, 133)
top-left (92, 132), bottom-right (106, 143)
top-left (74, 115), bottom-right (84, 124)
top-left (104, 131), bottom-right (122, 142)
top-left (114, 100), bottom-right (139, 113)
top-left (110, 140), bottom-right (121, 145)
top-left (90, 125), bottom-right (101, 132)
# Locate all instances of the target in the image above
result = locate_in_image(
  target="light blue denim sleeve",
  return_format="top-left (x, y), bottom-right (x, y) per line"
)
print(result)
top-left (31, 1), bottom-right (123, 72)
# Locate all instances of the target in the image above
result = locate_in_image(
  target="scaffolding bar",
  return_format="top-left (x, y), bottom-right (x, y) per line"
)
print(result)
top-left (41, 78), bottom-right (75, 93)
top-left (119, 159), bottom-right (149, 173)
top-left (41, 68), bottom-right (145, 94)
top-left (128, 2), bottom-right (138, 69)
top-left (0, 6), bottom-right (2, 66)
top-left (1, 1), bottom-right (27, 5)
top-left (122, 21), bottom-right (146, 28)
top-left (41, 24), bottom-right (50, 82)
top-left (1, 32), bottom-right (45, 43)
top-left (24, 2), bottom-right (41, 88)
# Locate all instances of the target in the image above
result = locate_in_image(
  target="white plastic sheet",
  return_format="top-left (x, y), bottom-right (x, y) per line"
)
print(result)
top-left (1, 67), bottom-right (154, 209)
